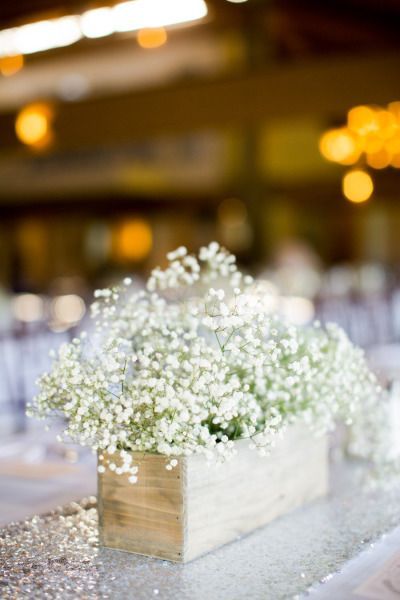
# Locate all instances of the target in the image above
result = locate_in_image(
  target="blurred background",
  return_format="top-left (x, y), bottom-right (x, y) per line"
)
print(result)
top-left (2, 0), bottom-right (400, 522)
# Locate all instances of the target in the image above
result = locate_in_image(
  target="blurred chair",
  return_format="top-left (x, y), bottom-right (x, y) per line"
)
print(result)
top-left (0, 326), bottom-right (70, 435)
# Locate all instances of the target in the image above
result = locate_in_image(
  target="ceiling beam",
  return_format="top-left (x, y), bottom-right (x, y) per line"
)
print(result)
top-left (46, 52), bottom-right (400, 149)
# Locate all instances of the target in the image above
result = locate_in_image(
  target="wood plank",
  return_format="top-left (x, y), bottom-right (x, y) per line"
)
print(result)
top-left (98, 453), bottom-right (185, 561)
top-left (98, 424), bottom-right (328, 562)
top-left (184, 425), bottom-right (328, 561)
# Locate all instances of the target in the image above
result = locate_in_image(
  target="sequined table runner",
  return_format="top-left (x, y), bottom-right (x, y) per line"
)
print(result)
top-left (1, 461), bottom-right (400, 600)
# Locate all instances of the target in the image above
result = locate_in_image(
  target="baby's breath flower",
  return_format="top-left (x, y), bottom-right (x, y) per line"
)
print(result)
top-left (29, 242), bottom-right (383, 483)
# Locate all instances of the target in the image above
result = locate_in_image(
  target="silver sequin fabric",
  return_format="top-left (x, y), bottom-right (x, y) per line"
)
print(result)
top-left (1, 460), bottom-right (400, 600)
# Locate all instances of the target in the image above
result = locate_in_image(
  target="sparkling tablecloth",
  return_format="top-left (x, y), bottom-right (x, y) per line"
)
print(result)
top-left (1, 460), bottom-right (400, 600)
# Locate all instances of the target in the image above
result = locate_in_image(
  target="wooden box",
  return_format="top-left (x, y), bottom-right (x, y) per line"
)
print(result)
top-left (98, 425), bottom-right (328, 562)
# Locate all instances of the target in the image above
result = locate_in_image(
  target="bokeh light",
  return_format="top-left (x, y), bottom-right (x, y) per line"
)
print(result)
top-left (112, 0), bottom-right (207, 32)
top-left (319, 101), bottom-right (400, 201)
top-left (116, 218), bottom-right (153, 261)
top-left (51, 294), bottom-right (86, 326)
top-left (375, 109), bottom-right (398, 140)
top-left (280, 296), bottom-right (315, 325)
top-left (1, 17), bottom-right (82, 56)
top-left (391, 153), bottom-right (400, 168)
top-left (80, 8), bottom-right (115, 39)
top-left (137, 27), bottom-right (167, 48)
top-left (12, 294), bottom-right (44, 322)
top-left (0, 1), bottom-right (207, 57)
top-left (347, 105), bottom-right (379, 136)
top-left (0, 54), bottom-right (23, 76)
top-left (363, 134), bottom-right (384, 154)
top-left (366, 149), bottom-right (391, 170)
top-left (342, 170), bottom-right (373, 204)
top-left (15, 103), bottom-right (53, 148)
top-left (319, 128), bottom-right (360, 164)
top-left (385, 134), bottom-right (400, 155)
top-left (388, 101), bottom-right (400, 121)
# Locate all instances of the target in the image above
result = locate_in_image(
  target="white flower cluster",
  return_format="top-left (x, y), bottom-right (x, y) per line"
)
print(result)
top-left (28, 242), bottom-right (380, 481)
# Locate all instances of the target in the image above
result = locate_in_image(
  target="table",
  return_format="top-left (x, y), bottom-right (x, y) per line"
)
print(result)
top-left (0, 428), bottom-right (96, 526)
top-left (1, 459), bottom-right (400, 599)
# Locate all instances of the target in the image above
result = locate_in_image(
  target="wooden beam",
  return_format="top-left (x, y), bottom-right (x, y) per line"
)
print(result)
top-left (47, 52), bottom-right (400, 150)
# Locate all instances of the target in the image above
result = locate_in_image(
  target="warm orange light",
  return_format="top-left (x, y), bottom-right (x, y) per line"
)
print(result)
top-left (319, 128), bottom-right (360, 164)
top-left (375, 109), bottom-right (398, 140)
top-left (388, 101), bottom-right (400, 122)
top-left (137, 27), bottom-right (167, 49)
top-left (385, 134), bottom-right (400, 155)
top-left (342, 170), bottom-right (373, 204)
top-left (0, 54), bottom-right (24, 76)
top-left (390, 153), bottom-right (400, 168)
top-left (366, 149), bottom-right (391, 170)
top-left (15, 103), bottom-right (53, 147)
top-left (347, 105), bottom-right (379, 136)
top-left (320, 102), bottom-right (400, 191)
top-left (116, 219), bottom-right (153, 261)
top-left (363, 133), bottom-right (384, 154)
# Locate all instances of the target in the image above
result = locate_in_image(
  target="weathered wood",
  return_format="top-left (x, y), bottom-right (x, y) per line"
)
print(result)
top-left (98, 453), bottom-right (185, 561)
top-left (98, 425), bottom-right (328, 562)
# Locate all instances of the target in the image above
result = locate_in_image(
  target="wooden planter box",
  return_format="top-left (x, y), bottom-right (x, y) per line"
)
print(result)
top-left (98, 425), bottom-right (328, 562)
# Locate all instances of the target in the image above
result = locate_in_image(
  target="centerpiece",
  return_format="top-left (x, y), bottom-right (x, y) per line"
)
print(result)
top-left (29, 242), bottom-right (379, 562)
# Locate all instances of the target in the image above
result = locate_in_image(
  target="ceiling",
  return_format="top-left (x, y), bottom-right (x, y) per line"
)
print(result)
top-left (1, 0), bottom-right (400, 205)
top-left (1, 0), bottom-right (400, 58)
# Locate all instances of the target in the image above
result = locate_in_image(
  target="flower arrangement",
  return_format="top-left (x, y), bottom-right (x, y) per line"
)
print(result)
top-left (28, 242), bottom-right (380, 482)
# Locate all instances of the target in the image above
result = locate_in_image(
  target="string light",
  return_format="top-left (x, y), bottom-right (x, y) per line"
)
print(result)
top-left (0, 0), bottom-right (207, 57)
top-left (80, 8), bottom-right (115, 39)
top-left (321, 103), bottom-right (400, 168)
top-left (0, 16), bottom-right (82, 56)
top-left (113, 0), bottom-right (207, 31)
top-left (320, 101), bottom-right (400, 202)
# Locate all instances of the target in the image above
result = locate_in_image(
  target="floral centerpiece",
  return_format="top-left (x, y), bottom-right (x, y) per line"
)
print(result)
top-left (29, 242), bottom-right (380, 482)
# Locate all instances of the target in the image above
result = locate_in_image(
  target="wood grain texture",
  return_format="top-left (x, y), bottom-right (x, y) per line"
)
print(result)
top-left (184, 425), bottom-right (328, 562)
top-left (98, 453), bottom-right (184, 561)
top-left (98, 424), bottom-right (328, 562)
